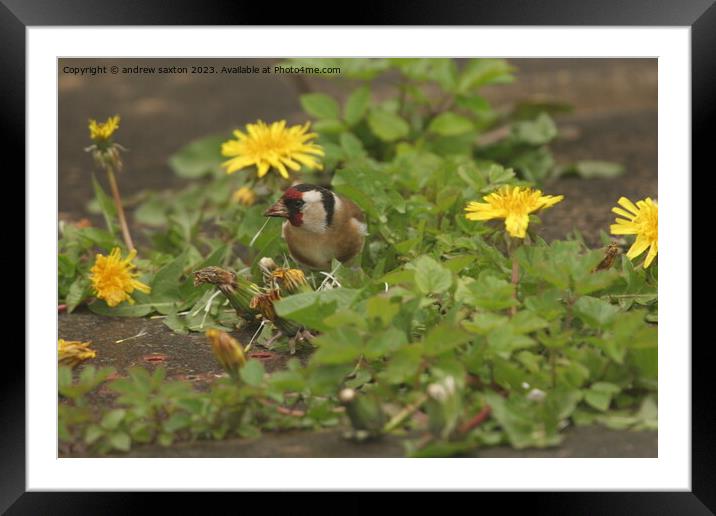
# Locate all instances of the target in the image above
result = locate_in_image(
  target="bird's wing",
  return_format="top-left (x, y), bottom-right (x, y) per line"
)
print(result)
top-left (341, 196), bottom-right (366, 223)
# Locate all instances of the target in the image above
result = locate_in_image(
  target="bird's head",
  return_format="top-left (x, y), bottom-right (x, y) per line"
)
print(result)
top-left (264, 184), bottom-right (336, 233)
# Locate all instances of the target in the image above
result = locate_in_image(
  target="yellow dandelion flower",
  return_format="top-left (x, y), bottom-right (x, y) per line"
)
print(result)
top-left (206, 329), bottom-right (246, 377)
top-left (464, 185), bottom-right (564, 238)
top-left (232, 186), bottom-right (257, 206)
top-left (58, 339), bottom-right (96, 368)
top-left (221, 120), bottom-right (324, 179)
top-left (90, 247), bottom-right (151, 307)
top-left (88, 115), bottom-right (120, 143)
top-left (610, 196), bottom-right (658, 268)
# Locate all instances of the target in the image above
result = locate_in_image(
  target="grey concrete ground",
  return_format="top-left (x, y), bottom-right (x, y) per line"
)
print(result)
top-left (58, 58), bottom-right (658, 457)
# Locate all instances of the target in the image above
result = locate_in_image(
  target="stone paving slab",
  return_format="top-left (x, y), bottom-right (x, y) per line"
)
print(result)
top-left (107, 425), bottom-right (656, 458)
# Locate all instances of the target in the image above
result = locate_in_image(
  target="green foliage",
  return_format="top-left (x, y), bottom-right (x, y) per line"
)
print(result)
top-left (59, 58), bottom-right (654, 457)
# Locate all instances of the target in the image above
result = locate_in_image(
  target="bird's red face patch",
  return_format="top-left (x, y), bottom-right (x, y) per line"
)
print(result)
top-left (282, 188), bottom-right (304, 201)
top-left (281, 188), bottom-right (305, 226)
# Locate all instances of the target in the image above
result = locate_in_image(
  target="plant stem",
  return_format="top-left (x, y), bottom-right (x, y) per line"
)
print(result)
top-left (383, 394), bottom-right (428, 434)
top-left (458, 404), bottom-right (492, 434)
top-left (510, 251), bottom-right (520, 317)
top-left (106, 167), bottom-right (135, 251)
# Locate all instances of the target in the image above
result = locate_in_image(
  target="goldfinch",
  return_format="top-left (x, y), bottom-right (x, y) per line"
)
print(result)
top-left (264, 184), bottom-right (367, 270)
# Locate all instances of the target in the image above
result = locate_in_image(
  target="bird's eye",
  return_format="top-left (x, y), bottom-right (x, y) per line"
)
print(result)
top-left (286, 198), bottom-right (304, 210)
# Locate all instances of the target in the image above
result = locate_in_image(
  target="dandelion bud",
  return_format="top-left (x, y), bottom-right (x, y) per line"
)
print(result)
top-left (193, 266), bottom-right (261, 322)
top-left (527, 388), bottom-right (546, 402)
top-left (427, 383), bottom-right (449, 402)
top-left (426, 376), bottom-right (462, 439)
top-left (232, 186), bottom-right (256, 206)
top-left (339, 388), bottom-right (356, 403)
top-left (206, 329), bottom-right (246, 379)
top-left (86, 115), bottom-right (124, 171)
top-left (339, 388), bottom-right (386, 439)
top-left (258, 257), bottom-right (278, 275)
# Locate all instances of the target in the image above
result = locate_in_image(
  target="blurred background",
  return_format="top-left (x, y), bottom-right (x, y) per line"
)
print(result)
top-left (58, 58), bottom-right (657, 245)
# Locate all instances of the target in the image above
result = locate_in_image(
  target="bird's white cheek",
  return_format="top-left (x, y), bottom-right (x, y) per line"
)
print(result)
top-left (301, 204), bottom-right (328, 233)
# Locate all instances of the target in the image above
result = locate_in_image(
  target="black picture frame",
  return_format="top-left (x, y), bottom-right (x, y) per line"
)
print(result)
top-left (5, 0), bottom-right (707, 512)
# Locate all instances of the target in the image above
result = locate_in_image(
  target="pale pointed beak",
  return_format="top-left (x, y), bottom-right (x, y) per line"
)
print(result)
top-left (264, 199), bottom-right (289, 218)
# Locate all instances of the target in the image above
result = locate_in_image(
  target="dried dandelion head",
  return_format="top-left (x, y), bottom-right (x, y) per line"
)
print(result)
top-left (58, 339), bottom-right (96, 368)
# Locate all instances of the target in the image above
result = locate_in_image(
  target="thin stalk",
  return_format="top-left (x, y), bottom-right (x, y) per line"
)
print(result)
top-left (510, 254), bottom-right (519, 316)
top-left (106, 167), bottom-right (135, 251)
top-left (383, 394), bottom-right (428, 434)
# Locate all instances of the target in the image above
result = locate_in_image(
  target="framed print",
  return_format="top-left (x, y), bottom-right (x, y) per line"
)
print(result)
top-left (5, 0), bottom-right (710, 511)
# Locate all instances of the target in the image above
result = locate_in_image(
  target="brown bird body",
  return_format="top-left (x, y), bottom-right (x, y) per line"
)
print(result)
top-left (265, 184), bottom-right (367, 270)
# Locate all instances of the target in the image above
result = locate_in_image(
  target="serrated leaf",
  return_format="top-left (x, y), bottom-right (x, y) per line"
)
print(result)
top-left (367, 109), bottom-right (410, 142)
top-left (300, 93), bottom-right (340, 119)
top-left (428, 112), bottom-right (475, 136)
top-left (101, 409), bottom-right (126, 431)
top-left (109, 431), bottom-right (131, 451)
top-left (573, 296), bottom-right (619, 328)
top-left (240, 360), bottom-right (265, 387)
top-left (412, 256), bottom-right (452, 295)
top-left (422, 323), bottom-right (472, 356)
top-left (344, 86), bottom-right (371, 125)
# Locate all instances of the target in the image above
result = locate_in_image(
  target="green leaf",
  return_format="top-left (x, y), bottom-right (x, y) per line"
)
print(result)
top-left (484, 392), bottom-right (561, 449)
top-left (88, 297), bottom-right (155, 317)
top-left (240, 360), bottom-right (265, 387)
top-left (109, 431), bottom-right (131, 452)
top-left (101, 409), bottom-right (127, 431)
top-left (340, 132), bottom-right (367, 159)
top-left (510, 311), bottom-right (548, 334)
top-left (168, 134), bottom-right (226, 178)
top-left (58, 366), bottom-right (73, 392)
top-left (573, 296), bottom-right (619, 328)
top-left (366, 295), bottom-right (400, 325)
top-left (274, 289), bottom-right (360, 332)
top-left (164, 412), bottom-right (191, 433)
top-left (422, 323), bottom-right (472, 356)
top-left (367, 108), bottom-right (410, 142)
top-left (487, 325), bottom-right (535, 357)
top-left (455, 274), bottom-right (516, 311)
top-left (312, 119), bottom-right (346, 134)
top-left (457, 59), bottom-right (514, 93)
top-left (568, 160), bottom-right (625, 179)
top-left (462, 312), bottom-right (508, 335)
top-left (311, 328), bottom-right (364, 365)
top-left (66, 277), bottom-right (89, 313)
top-left (379, 345), bottom-right (423, 384)
top-left (444, 255), bottom-right (475, 273)
top-left (364, 327), bottom-right (408, 359)
top-left (584, 393), bottom-right (609, 411)
top-left (150, 251), bottom-right (187, 312)
top-left (134, 196), bottom-right (168, 227)
top-left (300, 93), bottom-right (340, 119)
top-left (511, 113), bottom-right (557, 146)
top-left (344, 86), bottom-right (371, 126)
top-left (412, 256), bottom-right (452, 295)
top-left (428, 112), bottom-right (475, 136)
top-left (84, 424), bottom-right (104, 445)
